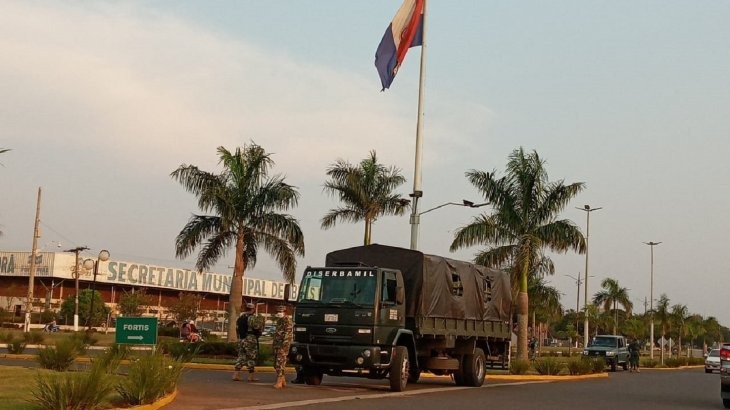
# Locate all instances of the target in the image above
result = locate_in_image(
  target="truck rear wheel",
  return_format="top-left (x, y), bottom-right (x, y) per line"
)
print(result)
top-left (389, 346), bottom-right (409, 392)
top-left (463, 348), bottom-right (486, 387)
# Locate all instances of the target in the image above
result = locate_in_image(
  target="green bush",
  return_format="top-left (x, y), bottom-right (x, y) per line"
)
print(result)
top-left (0, 330), bottom-right (13, 343)
top-left (161, 341), bottom-right (201, 362)
top-left (24, 331), bottom-right (45, 345)
top-left (195, 341), bottom-right (237, 356)
top-left (641, 358), bottom-right (659, 368)
top-left (533, 357), bottom-right (564, 375)
top-left (37, 338), bottom-right (81, 371)
top-left (663, 357), bottom-right (683, 368)
top-left (566, 358), bottom-right (594, 375)
top-left (688, 357), bottom-right (704, 365)
top-left (69, 331), bottom-right (98, 348)
top-left (31, 361), bottom-right (115, 410)
top-left (590, 358), bottom-right (606, 373)
top-left (115, 352), bottom-right (184, 405)
top-left (7, 338), bottom-right (27, 354)
top-left (510, 359), bottom-right (531, 375)
top-left (94, 344), bottom-right (131, 374)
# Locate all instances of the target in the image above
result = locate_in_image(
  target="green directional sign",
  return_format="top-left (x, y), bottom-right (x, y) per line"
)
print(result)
top-left (115, 317), bottom-right (158, 345)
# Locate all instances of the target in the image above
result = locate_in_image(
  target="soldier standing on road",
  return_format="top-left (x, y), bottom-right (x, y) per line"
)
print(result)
top-left (628, 338), bottom-right (641, 373)
top-left (233, 303), bottom-right (261, 382)
top-left (272, 304), bottom-right (293, 389)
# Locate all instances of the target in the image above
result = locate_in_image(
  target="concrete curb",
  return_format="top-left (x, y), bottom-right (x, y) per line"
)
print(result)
top-left (119, 389), bottom-right (178, 410)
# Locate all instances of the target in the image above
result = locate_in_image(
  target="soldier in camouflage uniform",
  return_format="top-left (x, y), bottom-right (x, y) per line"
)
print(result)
top-left (233, 303), bottom-right (262, 382)
top-left (272, 304), bottom-right (293, 389)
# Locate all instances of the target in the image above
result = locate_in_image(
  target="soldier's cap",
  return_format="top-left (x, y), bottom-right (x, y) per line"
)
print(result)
top-left (245, 303), bottom-right (255, 309)
top-left (276, 305), bottom-right (287, 312)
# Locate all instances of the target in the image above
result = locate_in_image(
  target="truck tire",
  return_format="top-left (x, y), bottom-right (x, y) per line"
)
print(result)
top-left (463, 348), bottom-right (486, 387)
top-left (622, 361), bottom-right (628, 371)
top-left (723, 398), bottom-right (730, 409)
top-left (389, 346), bottom-right (409, 392)
top-left (453, 355), bottom-right (465, 386)
top-left (303, 368), bottom-right (323, 386)
top-left (610, 360), bottom-right (617, 372)
top-left (408, 366), bottom-right (421, 383)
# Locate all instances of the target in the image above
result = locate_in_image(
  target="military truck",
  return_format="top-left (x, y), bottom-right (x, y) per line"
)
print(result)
top-left (582, 334), bottom-right (630, 371)
top-left (288, 244), bottom-right (512, 391)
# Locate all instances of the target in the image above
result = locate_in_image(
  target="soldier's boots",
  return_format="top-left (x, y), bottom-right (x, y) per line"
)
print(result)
top-left (232, 371), bottom-right (241, 381)
top-left (248, 372), bottom-right (259, 382)
top-left (273, 375), bottom-right (286, 389)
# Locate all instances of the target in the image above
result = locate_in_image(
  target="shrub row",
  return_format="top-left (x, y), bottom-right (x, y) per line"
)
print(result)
top-left (510, 357), bottom-right (607, 376)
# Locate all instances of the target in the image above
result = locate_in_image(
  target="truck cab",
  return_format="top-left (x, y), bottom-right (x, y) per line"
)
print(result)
top-left (288, 266), bottom-right (414, 391)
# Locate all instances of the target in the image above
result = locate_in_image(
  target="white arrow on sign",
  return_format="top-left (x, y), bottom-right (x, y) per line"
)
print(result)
top-left (127, 335), bottom-right (144, 340)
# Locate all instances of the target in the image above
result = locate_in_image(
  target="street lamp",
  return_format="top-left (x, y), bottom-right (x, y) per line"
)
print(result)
top-left (409, 199), bottom-right (489, 250)
top-left (577, 204), bottom-right (602, 347)
top-left (65, 246), bottom-right (89, 331)
top-left (83, 249), bottom-right (110, 331)
top-left (644, 241), bottom-right (661, 359)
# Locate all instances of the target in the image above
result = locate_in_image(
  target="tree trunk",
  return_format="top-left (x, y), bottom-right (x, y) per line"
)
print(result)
top-left (517, 291), bottom-right (529, 361)
top-left (363, 219), bottom-right (372, 245)
top-left (227, 231), bottom-right (247, 342)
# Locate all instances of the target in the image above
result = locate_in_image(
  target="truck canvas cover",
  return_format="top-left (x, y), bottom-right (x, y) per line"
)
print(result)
top-left (325, 244), bottom-right (511, 322)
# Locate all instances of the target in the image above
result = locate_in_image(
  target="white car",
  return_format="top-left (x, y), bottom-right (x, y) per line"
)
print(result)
top-left (707, 349), bottom-right (721, 373)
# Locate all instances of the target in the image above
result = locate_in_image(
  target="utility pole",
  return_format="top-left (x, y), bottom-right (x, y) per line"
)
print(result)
top-left (644, 241), bottom-right (662, 360)
top-left (24, 187), bottom-right (42, 333)
top-left (64, 246), bottom-right (89, 331)
top-left (577, 204), bottom-right (602, 347)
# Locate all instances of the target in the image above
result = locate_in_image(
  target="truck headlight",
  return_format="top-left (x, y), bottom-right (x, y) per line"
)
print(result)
top-left (291, 346), bottom-right (298, 354)
top-left (582, 350), bottom-right (589, 355)
top-left (295, 327), bottom-right (307, 332)
top-left (606, 351), bottom-right (615, 356)
top-left (362, 349), bottom-right (371, 358)
top-left (357, 329), bottom-right (372, 334)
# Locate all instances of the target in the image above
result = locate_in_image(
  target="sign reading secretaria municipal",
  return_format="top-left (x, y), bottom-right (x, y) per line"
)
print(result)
top-left (0, 251), bottom-right (297, 300)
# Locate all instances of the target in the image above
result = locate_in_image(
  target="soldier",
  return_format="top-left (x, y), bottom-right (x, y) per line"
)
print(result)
top-left (272, 304), bottom-right (293, 389)
top-left (233, 303), bottom-right (261, 382)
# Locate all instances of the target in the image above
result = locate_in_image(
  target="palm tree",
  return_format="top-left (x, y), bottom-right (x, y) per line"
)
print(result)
top-left (704, 316), bottom-right (722, 348)
top-left (528, 274), bottom-right (563, 351)
top-left (584, 304), bottom-right (602, 337)
top-left (592, 278), bottom-right (633, 335)
top-left (171, 143), bottom-right (305, 341)
top-left (670, 304), bottom-right (689, 357)
top-left (685, 315), bottom-right (705, 357)
top-left (450, 147), bottom-right (586, 360)
top-left (654, 294), bottom-right (671, 364)
top-left (321, 150), bottom-right (410, 245)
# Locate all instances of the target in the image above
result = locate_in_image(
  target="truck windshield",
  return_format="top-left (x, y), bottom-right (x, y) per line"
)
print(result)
top-left (298, 269), bottom-right (377, 306)
top-left (590, 337), bottom-right (618, 347)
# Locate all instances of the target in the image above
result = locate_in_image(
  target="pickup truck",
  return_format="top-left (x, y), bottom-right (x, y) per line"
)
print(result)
top-left (582, 335), bottom-right (629, 372)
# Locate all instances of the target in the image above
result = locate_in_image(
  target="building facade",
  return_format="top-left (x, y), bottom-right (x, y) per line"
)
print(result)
top-left (0, 250), bottom-right (298, 331)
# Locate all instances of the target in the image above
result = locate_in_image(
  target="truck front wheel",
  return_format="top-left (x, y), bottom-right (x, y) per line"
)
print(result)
top-left (389, 346), bottom-right (409, 392)
top-left (463, 348), bottom-right (486, 387)
top-left (303, 368), bottom-right (323, 386)
top-left (610, 360), bottom-right (617, 372)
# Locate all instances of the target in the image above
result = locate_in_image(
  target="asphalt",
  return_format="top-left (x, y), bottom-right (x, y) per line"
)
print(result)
top-left (5, 351), bottom-right (705, 410)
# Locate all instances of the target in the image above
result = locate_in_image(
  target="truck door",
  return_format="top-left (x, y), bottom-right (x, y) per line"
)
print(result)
top-left (378, 270), bottom-right (403, 343)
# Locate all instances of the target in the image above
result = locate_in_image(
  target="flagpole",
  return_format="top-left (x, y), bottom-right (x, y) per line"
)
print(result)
top-left (409, 0), bottom-right (427, 250)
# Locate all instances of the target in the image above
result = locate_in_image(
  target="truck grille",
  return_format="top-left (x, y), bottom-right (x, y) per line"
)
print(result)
top-left (586, 351), bottom-right (606, 357)
top-left (311, 335), bottom-right (352, 344)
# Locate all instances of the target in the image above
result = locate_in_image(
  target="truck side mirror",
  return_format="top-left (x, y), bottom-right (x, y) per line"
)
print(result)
top-left (283, 284), bottom-right (291, 301)
top-left (396, 287), bottom-right (405, 304)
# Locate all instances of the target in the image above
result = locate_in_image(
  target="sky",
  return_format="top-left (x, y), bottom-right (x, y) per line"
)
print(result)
top-left (1, 1), bottom-right (729, 325)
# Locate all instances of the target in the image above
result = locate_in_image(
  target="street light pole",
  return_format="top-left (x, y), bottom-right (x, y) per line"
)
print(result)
top-left (83, 250), bottom-right (110, 331)
top-left (577, 204), bottom-right (601, 347)
top-left (565, 273), bottom-right (583, 332)
top-left (64, 246), bottom-right (89, 332)
top-left (24, 187), bottom-right (42, 333)
top-left (644, 241), bottom-right (661, 359)
top-left (410, 199), bottom-right (488, 250)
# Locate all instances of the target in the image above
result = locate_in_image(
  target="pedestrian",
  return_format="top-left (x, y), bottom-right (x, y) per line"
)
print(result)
top-left (628, 338), bottom-right (641, 373)
top-left (272, 304), bottom-right (293, 389)
top-left (233, 303), bottom-right (262, 382)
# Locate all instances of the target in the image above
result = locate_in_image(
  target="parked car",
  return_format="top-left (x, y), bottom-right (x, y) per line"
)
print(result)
top-left (707, 349), bottom-right (721, 373)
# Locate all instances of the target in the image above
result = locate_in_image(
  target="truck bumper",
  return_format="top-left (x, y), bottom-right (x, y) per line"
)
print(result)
top-left (289, 343), bottom-right (390, 371)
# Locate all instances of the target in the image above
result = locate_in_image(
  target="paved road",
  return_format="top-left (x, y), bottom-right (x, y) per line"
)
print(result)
top-left (167, 368), bottom-right (722, 410)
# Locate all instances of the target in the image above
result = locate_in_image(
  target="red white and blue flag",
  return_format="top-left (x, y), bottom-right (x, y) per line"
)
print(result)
top-left (375, 0), bottom-right (424, 91)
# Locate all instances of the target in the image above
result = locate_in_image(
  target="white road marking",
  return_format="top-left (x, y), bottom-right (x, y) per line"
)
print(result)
top-left (219, 380), bottom-right (553, 410)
